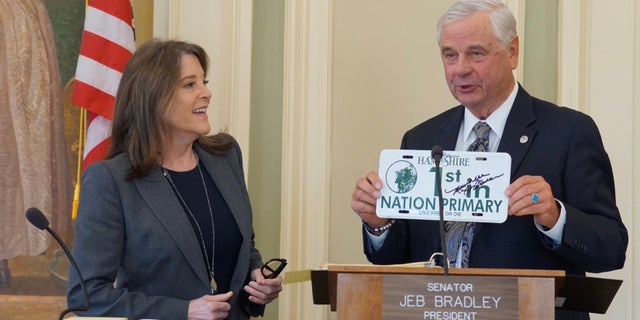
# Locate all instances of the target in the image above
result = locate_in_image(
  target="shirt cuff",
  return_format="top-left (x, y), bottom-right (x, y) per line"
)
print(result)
top-left (535, 199), bottom-right (566, 246)
top-left (366, 229), bottom-right (389, 252)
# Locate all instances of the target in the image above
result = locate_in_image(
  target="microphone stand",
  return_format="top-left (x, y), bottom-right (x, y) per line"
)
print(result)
top-left (46, 224), bottom-right (90, 320)
top-left (432, 146), bottom-right (449, 275)
top-left (25, 208), bottom-right (89, 320)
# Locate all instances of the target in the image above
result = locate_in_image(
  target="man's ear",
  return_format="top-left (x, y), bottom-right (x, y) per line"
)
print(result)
top-left (509, 35), bottom-right (519, 69)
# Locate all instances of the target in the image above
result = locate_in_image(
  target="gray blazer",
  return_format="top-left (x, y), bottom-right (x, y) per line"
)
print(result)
top-left (68, 140), bottom-right (264, 319)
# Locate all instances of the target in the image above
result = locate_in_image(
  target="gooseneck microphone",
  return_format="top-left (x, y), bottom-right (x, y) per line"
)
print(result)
top-left (26, 207), bottom-right (89, 320)
top-left (431, 145), bottom-right (449, 275)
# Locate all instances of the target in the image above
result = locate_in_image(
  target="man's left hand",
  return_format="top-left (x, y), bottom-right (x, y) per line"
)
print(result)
top-left (505, 175), bottom-right (560, 229)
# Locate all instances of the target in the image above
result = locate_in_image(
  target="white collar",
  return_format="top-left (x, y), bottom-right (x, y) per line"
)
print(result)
top-left (462, 82), bottom-right (518, 140)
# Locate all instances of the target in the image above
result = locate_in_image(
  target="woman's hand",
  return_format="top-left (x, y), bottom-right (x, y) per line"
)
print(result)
top-left (187, 291), bottom-right (233, 320)
top-left (243, 268), bottom-right (283, 305)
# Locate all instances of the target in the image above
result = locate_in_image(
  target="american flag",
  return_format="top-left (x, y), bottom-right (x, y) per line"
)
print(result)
top-left (72, 0), bottom-right (135, 171)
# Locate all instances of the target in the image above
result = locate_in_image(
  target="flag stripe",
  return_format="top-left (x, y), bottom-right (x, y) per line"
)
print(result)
top-left (82, 136), bottom-right (111, 172)
top-left (84, 6), bottom-right (135, 52)
top-left (75, 55), bottom-right (122, 98)
top-left (78, 31), bottom-right (132, 72)
top-left (89, 0), bottom-right (134, 26)
top-left (84, 115), bottom-right (112, 159)
top-left (72, 80), bottom-right (116, 120)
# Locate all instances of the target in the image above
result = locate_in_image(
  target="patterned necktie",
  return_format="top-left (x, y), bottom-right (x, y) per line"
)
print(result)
top-left (445, 121), bottom-right (491, 267)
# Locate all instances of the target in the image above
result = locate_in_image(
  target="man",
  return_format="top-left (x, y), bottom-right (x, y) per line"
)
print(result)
top-left (350, 1), bottom-right (627, 319)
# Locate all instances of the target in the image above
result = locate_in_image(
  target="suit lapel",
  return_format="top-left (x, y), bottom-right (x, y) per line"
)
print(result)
top-left (498, 86), bottom-right (537, 177)
top-left (437, 106), bottom-right (465, 151)
top-left (135, 166), bottom-right (210, 286)
top-left (466, 87), bottom-right (536, 259)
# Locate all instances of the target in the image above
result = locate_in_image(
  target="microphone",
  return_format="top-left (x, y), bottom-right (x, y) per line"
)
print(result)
top-left (431, 145), bottom-right (443, 163)
top-left (26, 207), bottom-right (89, 320)
top-left (431, 145), bottom-right (449, 275)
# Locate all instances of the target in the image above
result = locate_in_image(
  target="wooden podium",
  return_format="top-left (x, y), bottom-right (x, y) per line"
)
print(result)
top-left (66, 318), bottom-right (127, 320)
top-left (311, 265), bottom-right (621, 319)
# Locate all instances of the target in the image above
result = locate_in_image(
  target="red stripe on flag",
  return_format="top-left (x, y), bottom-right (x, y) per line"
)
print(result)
top-left (72, 81), bottom-right (115, 120)
top-left (82, 138), bottom-right (111, 172)
top-left (89, 0), bottom-right (133, 26)
top-left (72, 0), bottom-right (134, 170)
top-left (78, 31), bottom-right (132, 72)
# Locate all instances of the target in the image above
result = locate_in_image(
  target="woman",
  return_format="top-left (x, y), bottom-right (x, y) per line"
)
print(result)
top-left (67, 39), bottom-right (282, 320)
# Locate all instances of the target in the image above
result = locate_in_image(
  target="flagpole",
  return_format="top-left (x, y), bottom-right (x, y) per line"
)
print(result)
top-left (72, 94), bottom-right (86, 220)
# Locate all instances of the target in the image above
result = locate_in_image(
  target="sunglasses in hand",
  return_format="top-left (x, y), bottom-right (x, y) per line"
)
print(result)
top-left (261, 258), bottom-right (287, 279)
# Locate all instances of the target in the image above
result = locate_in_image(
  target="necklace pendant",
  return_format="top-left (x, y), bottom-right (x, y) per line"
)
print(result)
top-left (210, 273), bottom-right (218, 294)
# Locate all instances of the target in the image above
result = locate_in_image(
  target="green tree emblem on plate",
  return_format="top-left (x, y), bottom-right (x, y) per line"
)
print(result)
top-left (385, 160), bottom-right (417, 193)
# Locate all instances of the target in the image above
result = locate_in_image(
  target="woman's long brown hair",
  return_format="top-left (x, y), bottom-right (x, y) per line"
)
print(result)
top-left (108, 39), bottom-right (233, 180)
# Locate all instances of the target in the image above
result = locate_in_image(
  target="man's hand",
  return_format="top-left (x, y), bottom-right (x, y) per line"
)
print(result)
top-left (351, 171), bottom-right (389, 228)
top-left (505, 175), bottom-right (560, 229)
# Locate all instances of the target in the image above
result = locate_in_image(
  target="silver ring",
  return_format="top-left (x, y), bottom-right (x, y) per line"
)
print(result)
top-left (531, 193), bottom-right (539, 204)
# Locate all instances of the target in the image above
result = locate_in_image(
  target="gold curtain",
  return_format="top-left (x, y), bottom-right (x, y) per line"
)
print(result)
top-left (0, 0), bottom-right (72, 259)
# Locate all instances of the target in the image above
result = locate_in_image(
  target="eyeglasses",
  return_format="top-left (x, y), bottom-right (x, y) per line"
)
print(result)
top-left (261, 258), bottom-right (287, 279)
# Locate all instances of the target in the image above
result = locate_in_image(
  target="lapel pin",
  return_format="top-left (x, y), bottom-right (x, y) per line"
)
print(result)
top-left (519, 135), bottom-right (528, 144)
